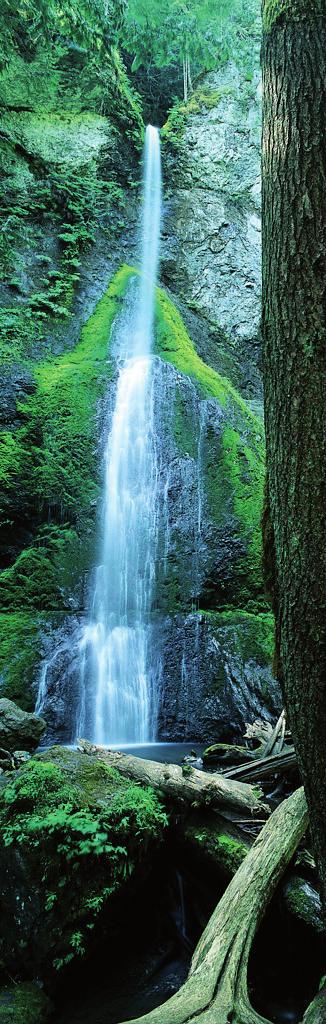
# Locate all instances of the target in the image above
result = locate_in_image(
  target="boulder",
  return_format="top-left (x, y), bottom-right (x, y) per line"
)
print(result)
top-left (0, 699), bottom-right (46, 752)
top-left (0, 746), bottom-right (167, 980)
top-left (0, 983), bottom-right (51, 1023)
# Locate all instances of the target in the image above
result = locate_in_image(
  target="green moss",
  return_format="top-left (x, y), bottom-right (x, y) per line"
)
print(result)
top-left (0, 527), bottom-right (88, 611)
top-left (28, 265), bottom-right (131, 517)
top-left (263, 0), bottom-right (324, 30)
top-left (0, 982), bottom-right (51, 1023)
top-left (155, 287), bottom-right (261, 421)
top-left (0, 265), bottom-right (131, 537)
top-left (0, 612), bottom-right (43, 710)
top-left (154, 287), bottom-right (265, 600)
top-left (222, 424), bottom-right (264, 572)
top-left (200, 609), bottom-right (274, 664)
top-left (284, 876), bottom-right (324, 933)
top-left (162, 86), bottom-right (235, 146)
top-left (192, 827), bottom-right (248, 874)
top-left (0, 748), bottom-right (168, 970)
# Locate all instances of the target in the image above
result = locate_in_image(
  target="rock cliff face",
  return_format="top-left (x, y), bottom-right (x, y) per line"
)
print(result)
top-left (161, 33), bottom-right (262, 410)
top-left (28, 270), bottom-right (280, 745)
top-left (0, 11), bottom-right (280, 743)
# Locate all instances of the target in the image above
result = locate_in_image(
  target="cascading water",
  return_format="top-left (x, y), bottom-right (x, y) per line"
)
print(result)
top-left (78, 125), bottom-right (162, 745)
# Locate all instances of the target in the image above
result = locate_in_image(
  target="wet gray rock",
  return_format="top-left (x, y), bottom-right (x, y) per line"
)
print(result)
top-left (156, 611), bottom-right (281, 744)
top-left (161, 52), bottom-right (262, 405)
top-left (0, 698), bottom-right (46, 752)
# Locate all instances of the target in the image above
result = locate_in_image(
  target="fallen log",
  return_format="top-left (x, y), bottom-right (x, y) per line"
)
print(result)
top-left (77, 739), bottom-right (269, 817)
top-left (223, 746), bottom-right (297, 782)
top-left (116, 787), bottom-right (308, 1024)
top-left (204, 712), bottom-right (288, 768)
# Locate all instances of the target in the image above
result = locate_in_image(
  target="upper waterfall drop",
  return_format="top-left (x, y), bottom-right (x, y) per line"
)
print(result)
top-left (136, 125), bottom-right (162, 356)
top-left (77, 125), bottom-right (162, 746)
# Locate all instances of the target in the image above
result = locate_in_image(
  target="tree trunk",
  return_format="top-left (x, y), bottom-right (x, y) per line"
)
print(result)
top-left (261, 0), bottom-right (326, 911)
top-left (182, 58), bottom-right (188, 102)
top-left (77, 740), bottom-right (268, 817)
top-left (116, 788), bottom-right (308, 1024)
top-left (187, 56), bottom-right (193, 95)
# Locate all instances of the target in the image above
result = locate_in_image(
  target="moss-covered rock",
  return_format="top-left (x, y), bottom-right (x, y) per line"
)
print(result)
top-left (154, 285), bottom-right (265, 606)
top-left (0, 983), bottom-right (51, 1024)
top-left (156, 610), bottom-right (280, 743)
top-left (0, 746), bottom-right (167, 979)
top-left (0, 612), bottom-right (44, 710)
top-left (0, 697), bottom-right (45, 752)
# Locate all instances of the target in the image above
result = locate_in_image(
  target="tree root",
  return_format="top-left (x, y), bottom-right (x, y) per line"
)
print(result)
top-left (117, 787), bottom-right (308, 1024)
top-left (302, 986), bottom-right (326, 1023)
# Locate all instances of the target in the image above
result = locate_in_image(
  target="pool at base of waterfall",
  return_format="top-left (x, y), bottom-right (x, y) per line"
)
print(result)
top-left (37, 742), bottom-right (206, 764)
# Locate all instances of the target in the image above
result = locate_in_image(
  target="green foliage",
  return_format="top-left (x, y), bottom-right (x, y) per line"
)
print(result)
top-left (0, 0), bottom-right (125, 68)
top-left (123, 0), bottom-right (260, 107)
top-left (123, 0), bottom-right (219, 71)
top-left (0, 612), bottom-right (43, 709)
top-left (0, 749), bottom-right (168, 969)
top-left (0, 0), bottom-right (143, 350)
top-left (0, 266), bottom-right (129, 536)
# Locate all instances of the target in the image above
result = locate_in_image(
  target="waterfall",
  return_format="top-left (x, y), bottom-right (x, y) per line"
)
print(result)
top-left (78, 125), bottom-right (162, 745)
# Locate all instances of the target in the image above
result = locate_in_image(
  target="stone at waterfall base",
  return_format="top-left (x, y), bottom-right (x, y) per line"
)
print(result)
top-left (0, 699), bottom-right (46, 752)
top-left (0, 983), bottom-right (52, 1023)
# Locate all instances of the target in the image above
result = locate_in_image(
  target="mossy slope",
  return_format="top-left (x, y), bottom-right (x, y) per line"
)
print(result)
top-left (0, 268), bottom-right (131, 702)
top-left (155, 285), bottom-right (265, 604)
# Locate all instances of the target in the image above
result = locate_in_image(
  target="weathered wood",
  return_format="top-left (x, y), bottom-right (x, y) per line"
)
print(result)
top-left (117, 788), bottom-right (308, 1024)
top-left (204, 712), bottom-right (287, 768)
top-left (301, 987), bottom-right (326, 1024)
top-left (223, 746), bottom-right (297, 782)
top-left (301, 986), bottom-right (326, 1024)
top-left (261, 709), bottom-right (286, 757)
top-left (77, 740), bottom-right (269, 817)
top-left (183, 811), bottom-right (322, 935)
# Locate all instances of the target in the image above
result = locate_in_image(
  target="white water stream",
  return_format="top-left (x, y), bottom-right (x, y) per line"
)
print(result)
top-left (78, 125), bottom-right (162, 745)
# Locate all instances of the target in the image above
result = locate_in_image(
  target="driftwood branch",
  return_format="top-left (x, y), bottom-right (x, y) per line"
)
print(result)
top-left (302, 987), bottom-right (326, 1023)
top-left (223, 746), bottom-right (297, 783)
top-left (116, 787), bottom-right (308, 1024)
top-left (204, 711), bottom-right (289, 769)
top-left (77, 740), bottom-right (269, 817)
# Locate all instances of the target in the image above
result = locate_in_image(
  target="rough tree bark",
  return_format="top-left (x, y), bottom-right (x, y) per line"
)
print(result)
top-left (261, 0), bottom-right (326, 909)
